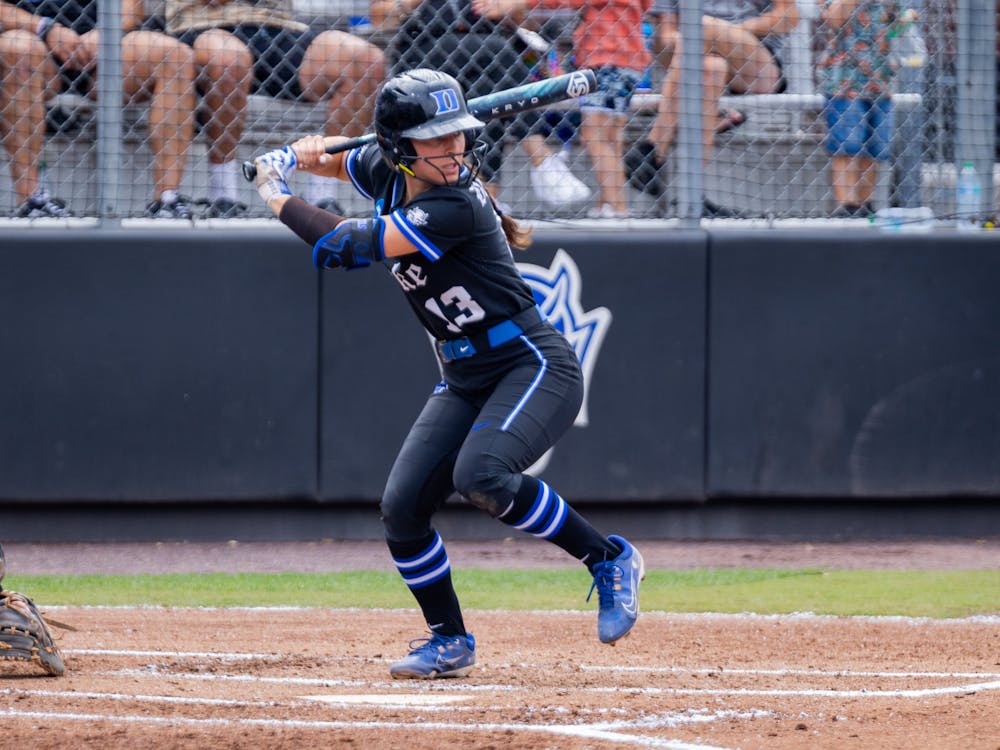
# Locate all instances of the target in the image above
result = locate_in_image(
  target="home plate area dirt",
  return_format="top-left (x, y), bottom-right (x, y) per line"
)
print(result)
top-left (2, 607), bottom-right (998, 749)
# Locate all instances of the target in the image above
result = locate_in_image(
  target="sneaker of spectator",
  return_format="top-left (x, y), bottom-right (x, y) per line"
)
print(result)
top-left (16, 192), bottom-right (72, 218)
top-left (200, 197), bottom-right (249, 218)
top-left (144, 194), bottom-right (194, 219)
top-left (586, 202), bottom-right (630, 219)
top-left (831, 202), bottom-right (874, 219)
top-left (530, 150), bottom-right (592, 208)
top-left (700, 196), bottom-right (740, 218)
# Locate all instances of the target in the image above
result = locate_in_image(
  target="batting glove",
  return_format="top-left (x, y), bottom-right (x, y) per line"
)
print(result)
top-left (254, 146), bottom-right (297, 204)
top-left (259, 145), bottom-right (298, 177)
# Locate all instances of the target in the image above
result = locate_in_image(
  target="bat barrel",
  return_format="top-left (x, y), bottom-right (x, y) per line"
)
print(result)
top-left (241, 70), bottom-right (596, 182)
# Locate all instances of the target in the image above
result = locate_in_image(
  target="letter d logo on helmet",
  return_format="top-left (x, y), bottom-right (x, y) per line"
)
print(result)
top-left (430, 88), bottom-right (461, 115)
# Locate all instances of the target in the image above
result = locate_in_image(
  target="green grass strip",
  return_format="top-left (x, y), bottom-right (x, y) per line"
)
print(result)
top-left (6, 569), bottom-right (999, 619)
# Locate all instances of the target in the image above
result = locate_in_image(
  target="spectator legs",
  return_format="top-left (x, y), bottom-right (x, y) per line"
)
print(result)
top-left (649, 19), bottom-right (781, 167)
top-left (581, 110), bottom-right (628, 215)
top-left (0, 30), bottom-right (51, 204)
top-left (649, 50), bottom-right (728, 165)
top-left (121, 31), bottom-right (197, 197)
top-left (299, 31), bottom-right (385, 139)
top-left (190, 30), bottom-right (254, 167)
top-left (831, 154), bottom-right (877, 212)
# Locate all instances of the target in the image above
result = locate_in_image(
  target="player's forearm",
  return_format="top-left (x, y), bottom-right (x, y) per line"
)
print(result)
top-left (278, 196), bottom-right (342, 246)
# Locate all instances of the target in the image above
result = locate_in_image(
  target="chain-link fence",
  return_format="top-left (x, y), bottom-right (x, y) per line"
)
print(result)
top-left (0, 0), bottom-right (997, 224)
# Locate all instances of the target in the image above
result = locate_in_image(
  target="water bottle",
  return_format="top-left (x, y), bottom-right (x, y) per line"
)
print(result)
top-left (955, 161), bottom-right (982, 231)
top-left (889, 9), bottom-right (926, 73)
top-left (38, 159), bottom-right (50, 200)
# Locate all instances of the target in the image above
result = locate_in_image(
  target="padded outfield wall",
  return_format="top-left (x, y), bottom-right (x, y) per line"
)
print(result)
top-left (0, 227), bottom-right (998, 539)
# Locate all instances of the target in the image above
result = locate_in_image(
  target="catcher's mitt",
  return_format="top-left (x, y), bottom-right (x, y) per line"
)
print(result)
top-left (0, 588), bottom-right (65, 676)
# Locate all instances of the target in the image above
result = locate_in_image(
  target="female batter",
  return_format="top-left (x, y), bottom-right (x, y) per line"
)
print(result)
top-left (251, 68), bottom-right (643, 679)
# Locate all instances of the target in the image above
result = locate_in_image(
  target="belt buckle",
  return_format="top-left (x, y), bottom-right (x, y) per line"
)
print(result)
top-left (436, 340), bottom-right (453, 363)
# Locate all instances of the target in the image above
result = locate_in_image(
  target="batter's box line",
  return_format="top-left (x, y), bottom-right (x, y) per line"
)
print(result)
top-left (577, 664), bottom-right (1000, 680)
top-left (0, 688), bottom-right (767, 728)
top-left (99, 667), bottom-right (1000, 699)
top-left (68, 650), bottom-right (1000, 682)
top-left (0, 707), bottom-right (740, 750)
top-left (0, 687), bottom-right (622, 717)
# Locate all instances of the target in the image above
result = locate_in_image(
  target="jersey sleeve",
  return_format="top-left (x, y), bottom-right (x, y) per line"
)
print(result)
top-left (344, 142), bottom-right (388, 201)
top-left (387, 189), bottom-right (479, 263)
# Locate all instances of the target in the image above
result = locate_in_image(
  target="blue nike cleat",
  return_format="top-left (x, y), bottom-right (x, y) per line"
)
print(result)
top-left (588, 535), bottom-right (645, 644)
top-left (389, 632), bottom-right (476, 679)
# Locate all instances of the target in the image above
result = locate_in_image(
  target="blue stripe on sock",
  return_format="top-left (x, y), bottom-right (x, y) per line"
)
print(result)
top-left (511, 481), bottom-right (567, 540)
top-left (392, 533), bottom-right (451, 589)
top-left (512, 482), bottom-right (549, 532)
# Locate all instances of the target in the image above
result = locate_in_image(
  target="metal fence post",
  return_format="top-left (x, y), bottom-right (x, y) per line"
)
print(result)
top-left (97, 0), bottom-right (123, 224)
top-left (955, 0), bottom-right (996, 213)
top-left (677, 0), bottom-right (704, 226)
top-left (893, 0), bottom-right (926, 208)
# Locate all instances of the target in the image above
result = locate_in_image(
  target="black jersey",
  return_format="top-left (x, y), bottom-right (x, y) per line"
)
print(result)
top-left (345, 143), bottom-right (537, 344)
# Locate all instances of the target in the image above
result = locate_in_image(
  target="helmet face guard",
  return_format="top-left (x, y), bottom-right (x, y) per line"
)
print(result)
top-left (374, 69), bottom-right (486, 185)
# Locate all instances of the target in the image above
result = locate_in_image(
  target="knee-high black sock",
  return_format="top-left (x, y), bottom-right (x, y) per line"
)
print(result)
top-left (387, 531), bottom-right (466, 637)
top-left (497, 476), bottom-right (620, 572)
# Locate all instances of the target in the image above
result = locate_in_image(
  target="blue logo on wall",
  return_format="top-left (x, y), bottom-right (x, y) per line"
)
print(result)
top-left (517, 249), bottom-right (612, 471)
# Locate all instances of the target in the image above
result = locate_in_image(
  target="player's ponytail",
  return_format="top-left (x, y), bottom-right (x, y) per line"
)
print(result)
top-left (484, 190), bottom-right (531, 250)
top-left (501, 212), bottom-right (532, 251)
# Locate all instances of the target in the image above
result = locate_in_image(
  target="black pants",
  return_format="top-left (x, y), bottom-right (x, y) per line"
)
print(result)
top-left (393, 30), bottom-right (538, 185)
top-left (380, 325), bottom-right (582, 541)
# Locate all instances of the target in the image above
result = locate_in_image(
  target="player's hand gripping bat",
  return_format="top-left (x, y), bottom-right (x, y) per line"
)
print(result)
top-left (241, 69), bottom-right (597, 181)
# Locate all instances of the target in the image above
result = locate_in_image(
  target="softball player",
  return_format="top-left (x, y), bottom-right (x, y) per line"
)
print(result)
top-left (252, 69), bottom-right (643, 679)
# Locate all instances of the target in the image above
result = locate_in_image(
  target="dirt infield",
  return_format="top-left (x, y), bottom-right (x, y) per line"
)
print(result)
top-left (2, 540), bottom-right (999, 748)
top-left (5, 538), bottom-right (1000, 575)
top-left (2, 607), bottom-right (999, 749)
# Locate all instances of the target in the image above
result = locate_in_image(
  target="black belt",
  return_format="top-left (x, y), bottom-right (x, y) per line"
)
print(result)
top-left (436, 305), bottom-right (544, 363)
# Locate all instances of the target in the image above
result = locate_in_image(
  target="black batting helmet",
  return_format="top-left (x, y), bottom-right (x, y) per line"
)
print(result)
top-left (374, 69), bottom-right (485, 176)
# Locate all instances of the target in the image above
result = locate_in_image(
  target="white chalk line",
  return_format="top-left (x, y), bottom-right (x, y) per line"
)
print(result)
top-left (97, 666), bottom-right (1000, 699)
top-left (0, 687), bottom-right (278, 708)
top-left (68, 648), bottom-right (286, 660)
top-left (0, 687), bottom-right (626, 717)
top-left (0, 707), bottom-right (735, 749)
top-left (17, 645), bottom-right (1000, 748)
top-left (66, 649), bottom-right (1000, 681)
top-left (578, 664), bottom-right (1000, 680)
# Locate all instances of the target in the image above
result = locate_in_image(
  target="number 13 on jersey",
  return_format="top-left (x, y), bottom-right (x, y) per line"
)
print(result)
top-left (424, 286), bottom-right (486, 334)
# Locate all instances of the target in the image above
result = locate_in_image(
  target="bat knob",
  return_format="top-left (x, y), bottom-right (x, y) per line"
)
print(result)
top-left (241, 161), bottom-right (258, 181)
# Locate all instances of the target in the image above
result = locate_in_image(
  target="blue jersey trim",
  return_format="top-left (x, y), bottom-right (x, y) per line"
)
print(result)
top-left (390, 210), bottom-right (443, 262)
